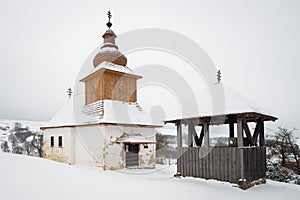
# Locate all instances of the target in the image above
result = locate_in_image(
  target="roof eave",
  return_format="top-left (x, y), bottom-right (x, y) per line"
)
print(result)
top-left (40, 122), bottom-right (162, 130)
top-left (164, 112), bottom-right (278, 125)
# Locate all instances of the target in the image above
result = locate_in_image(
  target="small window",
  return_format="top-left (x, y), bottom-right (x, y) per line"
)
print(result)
top-left (144, 145), bottom-right (148, 149)
top-left (50, 136), bottom-right (54, 147)
top-left (58, 136), bottom-right (63, 148)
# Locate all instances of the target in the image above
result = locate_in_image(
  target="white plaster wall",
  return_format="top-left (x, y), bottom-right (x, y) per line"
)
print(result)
top-left (103, 126), bottom-right (124, 170)
top-left (73, 125), bottom-right (105, 167)
top-left (105, 141), bottom-right (124, 170)
top-left (43, 128), bottom-right (74, 164)
top-left (104, 125), bottom-right (156, 169)
top-left (139, 143), bottom-right (156, 168)
top-left (43, 125), bottom-right (157, 169)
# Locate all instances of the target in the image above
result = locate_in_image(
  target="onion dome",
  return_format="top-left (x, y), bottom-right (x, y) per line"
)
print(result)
top-left (93, 11), bottom-right (127, 67)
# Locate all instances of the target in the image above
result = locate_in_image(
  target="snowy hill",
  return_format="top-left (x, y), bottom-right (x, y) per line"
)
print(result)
top-left (0, 153), bottom-right (299, 200)
top-left (0, 119), bottom-right (44, 142)
top-left (0, 119), bottom-right (44, 131)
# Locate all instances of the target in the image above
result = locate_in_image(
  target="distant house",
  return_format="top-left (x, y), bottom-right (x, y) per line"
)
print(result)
top-left (40, 13), bottom-right (161, 170)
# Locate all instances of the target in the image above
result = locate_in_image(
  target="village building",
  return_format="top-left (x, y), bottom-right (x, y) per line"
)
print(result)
top-left (40, 11), bottom-right (161, 170)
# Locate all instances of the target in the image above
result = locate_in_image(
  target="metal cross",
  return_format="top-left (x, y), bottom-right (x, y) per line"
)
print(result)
top-left (107, 10), bottom-right (112, 28)
top-left (217, 70), bottom-right (222, 83)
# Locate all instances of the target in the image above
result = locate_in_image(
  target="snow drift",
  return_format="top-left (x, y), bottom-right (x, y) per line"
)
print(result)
top-left (0, 152), bottom-right (300, 200)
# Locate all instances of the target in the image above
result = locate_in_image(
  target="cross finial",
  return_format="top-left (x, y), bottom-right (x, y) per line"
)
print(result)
top-left (67, 87), bottom-right (73, 98)
top-left (217, 70), bottom-right (222, 84)
top-left (106, 10), bottom-right (112, 29)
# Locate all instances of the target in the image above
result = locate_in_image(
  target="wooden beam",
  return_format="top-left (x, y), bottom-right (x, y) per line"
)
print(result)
top-left (176, 122), bottom-right (182, 147)
top-left (203, 122), bottom-right (210, 147)
top-left (242, 119), bottom-right (254, 146)
top-left (191, 125), bottom-right (201, 147)
top-left (237, 118), bottom-right (244, 147)
top-left (259, 121), bottom-right (265, 146)
top-left (229, 123), bottom-right (234, 138)
top-left (199, 126), bottom-right (204, 147)
top-left (252, 119), bottom-right (262, 145)
top-left (188, 123), bottom-right (193, 147)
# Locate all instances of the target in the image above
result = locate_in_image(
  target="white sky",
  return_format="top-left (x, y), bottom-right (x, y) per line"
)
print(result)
top-left (0, 0), bottom-right (299, 136)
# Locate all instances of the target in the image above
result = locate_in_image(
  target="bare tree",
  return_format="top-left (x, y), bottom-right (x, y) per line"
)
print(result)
top-left (156, 133), bottom-right (169, 150)
top-left (1, 141), bottom-right (10, 152)
top-left (30, 133), bottom-right (43, 157)
top-left (24, 141), bottom-right (32, 155)
top-left (268, 127), bottom-right (299, 173)
top-left (156, 133), bottom-right (177, 164)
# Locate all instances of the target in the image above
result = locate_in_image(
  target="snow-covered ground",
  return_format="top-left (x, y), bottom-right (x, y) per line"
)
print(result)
top-left (0, 152), bottom-right (299, 200)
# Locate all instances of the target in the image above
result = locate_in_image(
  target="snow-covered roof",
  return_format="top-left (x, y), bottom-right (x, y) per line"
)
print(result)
top-left (41, 98), bottom-right (162, 129)
top-left (80, 61), bottom-right (141, 82)
top-left (41, 99), bottom-right (75, 128)
top-left (99, 46), bottom-right (118, 52)
top-left (41, 46), bottom-right (157, 130)
top-left (117, 133), bottom-right (156, 143)
top-left (165, 83), bottom-right (277, 123)
top-left (220, 84), bottom-right (270, 115)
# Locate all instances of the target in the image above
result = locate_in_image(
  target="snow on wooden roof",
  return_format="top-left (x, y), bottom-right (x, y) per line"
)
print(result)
top-left (41, 98), bottom-right (75, 128)
top-left (169, 83), bottom-right (276, 120)
top-left (80, 61), bottom-right (141, 82)
top-left (41, 98), bottom-right (162, 129)
top-left (164, 83), bottom-right (278, 124)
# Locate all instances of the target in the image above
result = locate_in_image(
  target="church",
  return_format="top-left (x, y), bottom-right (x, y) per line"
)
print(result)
top-left (40, 11), bottom-right (161, 170)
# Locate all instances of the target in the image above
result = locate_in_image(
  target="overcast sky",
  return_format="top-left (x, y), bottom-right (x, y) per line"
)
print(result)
top-left (0, 0), bottom-right (299, 136)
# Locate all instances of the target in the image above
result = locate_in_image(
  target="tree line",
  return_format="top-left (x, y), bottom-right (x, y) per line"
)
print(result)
top-left (0, 122), bottom-right (43, 157)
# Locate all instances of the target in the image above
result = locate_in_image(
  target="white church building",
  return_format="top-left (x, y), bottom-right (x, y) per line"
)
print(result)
top-left (40, 11), bottom-right (161, 170)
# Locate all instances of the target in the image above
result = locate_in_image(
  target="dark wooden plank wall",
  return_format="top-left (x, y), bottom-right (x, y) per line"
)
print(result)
top-left (177, 147), bottom-right (266, 183)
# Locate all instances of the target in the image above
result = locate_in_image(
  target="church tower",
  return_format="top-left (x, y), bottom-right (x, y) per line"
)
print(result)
top-left (80, 11), bottom-right (141, 105)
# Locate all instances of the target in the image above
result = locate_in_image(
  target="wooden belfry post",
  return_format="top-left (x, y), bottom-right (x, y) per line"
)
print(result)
top-left (237, 117), bottom-right (244, 147)
top-left (259, 120), bottom-right (265, 146)
top-left (229, 122), bottom-right (234, 138)
top-left (187, 122), bottom-right (193, 147)
top-left (203, 121), bottom-right (210, 147)
top-left (176, 121), bottom-right (182, 147)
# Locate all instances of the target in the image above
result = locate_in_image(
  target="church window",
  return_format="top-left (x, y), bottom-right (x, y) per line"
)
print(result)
top-left (58, 136), bottom-right (63, 148)
top-left (50, 136), bottom-right (54, 147)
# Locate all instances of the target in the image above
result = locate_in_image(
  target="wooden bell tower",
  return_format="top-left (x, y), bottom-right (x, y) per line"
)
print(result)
top-left (80, 11), bottom-right (142, 105)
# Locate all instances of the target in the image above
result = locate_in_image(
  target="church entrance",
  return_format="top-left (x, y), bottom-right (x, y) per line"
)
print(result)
top-left (125, 143), bottom-right (139, 168)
